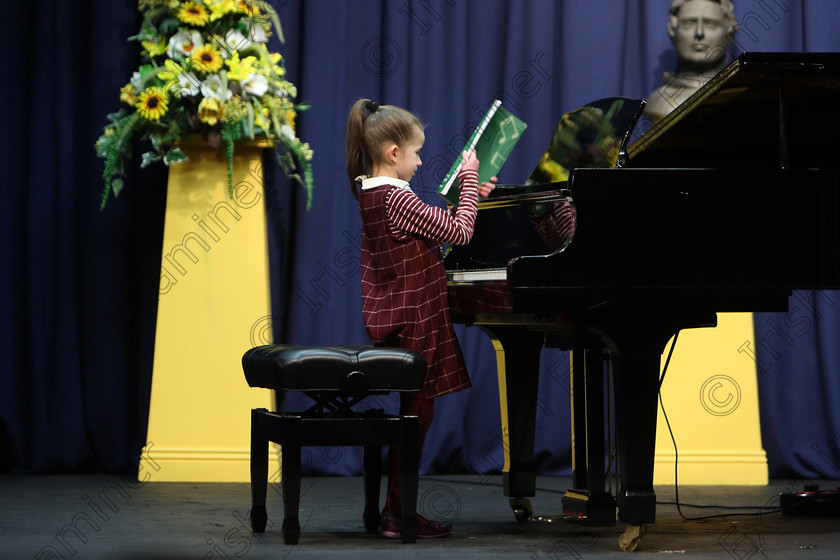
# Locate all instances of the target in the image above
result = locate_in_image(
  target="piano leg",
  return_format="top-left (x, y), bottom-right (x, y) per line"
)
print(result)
top-left (562, 341), bottom-right (617, 525)
top-left (611, 348), bottom-right (661, 525)
top-left (478, 324), bottom-right (544, 521)
top-left (600, 314), bottom-right (714, 530)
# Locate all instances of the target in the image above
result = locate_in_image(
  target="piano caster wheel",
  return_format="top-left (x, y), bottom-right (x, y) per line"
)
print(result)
top-left (509, 497), bottom-right (533, 522)
top-left (618, 524), bottom-right (646, 552)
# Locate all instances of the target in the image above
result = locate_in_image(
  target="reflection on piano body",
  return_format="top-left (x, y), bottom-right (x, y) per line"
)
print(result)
top-left (444, 52), bottom-right (840, 540)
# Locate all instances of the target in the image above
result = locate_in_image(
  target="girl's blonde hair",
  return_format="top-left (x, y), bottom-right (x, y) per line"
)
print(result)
top-left (346, 99), bottom-right (424, 199)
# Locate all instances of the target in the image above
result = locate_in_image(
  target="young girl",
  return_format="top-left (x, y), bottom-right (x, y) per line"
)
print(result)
top-left (346, 98), bottom-right (495, 538)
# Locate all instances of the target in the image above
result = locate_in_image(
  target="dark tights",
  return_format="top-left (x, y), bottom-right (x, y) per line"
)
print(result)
top-left (384, 394), bottom-right (434, 515)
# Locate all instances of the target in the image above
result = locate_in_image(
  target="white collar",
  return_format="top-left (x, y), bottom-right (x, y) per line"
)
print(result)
top-left (358, 175), bottom-right (411, 191)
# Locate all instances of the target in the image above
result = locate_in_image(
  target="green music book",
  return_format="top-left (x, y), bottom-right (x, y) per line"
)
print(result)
top-left (437, 100), bottom-right (527, 204)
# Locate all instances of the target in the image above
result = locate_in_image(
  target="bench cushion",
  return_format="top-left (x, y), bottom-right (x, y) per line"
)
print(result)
top-left (242, 345), bottom-right (427, 394)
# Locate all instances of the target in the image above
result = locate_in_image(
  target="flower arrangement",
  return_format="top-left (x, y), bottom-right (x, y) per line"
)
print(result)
top-left (96, 0), bottom-right (314, 209)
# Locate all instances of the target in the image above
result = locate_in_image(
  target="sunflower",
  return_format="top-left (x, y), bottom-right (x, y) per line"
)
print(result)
top-left (135, 87), bottom-right (169, 121)
top-left (191, 45), bottom-right (224, 74)
top-left (177, 1), bottom-right (210, 26)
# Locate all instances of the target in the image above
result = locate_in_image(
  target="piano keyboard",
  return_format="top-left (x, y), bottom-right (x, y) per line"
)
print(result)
top-left (446, 268), bottom-right (507, 282)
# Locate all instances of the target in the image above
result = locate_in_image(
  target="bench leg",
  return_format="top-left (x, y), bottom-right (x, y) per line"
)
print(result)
top-left (399, 416), bottom-right (420, 544)
top-left (363, 445), bottom-right (383, 533)
top-left (250, 409), bottom-right (269, 533)
top-left (281, 418), bottom-right (302, 545)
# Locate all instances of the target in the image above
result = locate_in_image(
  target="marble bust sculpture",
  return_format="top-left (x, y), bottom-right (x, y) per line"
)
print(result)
top-left (644, 0), bottom-right (739, 122)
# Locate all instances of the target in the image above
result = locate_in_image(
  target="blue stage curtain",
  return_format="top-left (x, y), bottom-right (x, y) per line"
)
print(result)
top-left (2, 0), bottom-right (839, 478)
top-left (0, 0), bottom-right (167, 472)
top-left (753, 291), bottom-right (840, 479)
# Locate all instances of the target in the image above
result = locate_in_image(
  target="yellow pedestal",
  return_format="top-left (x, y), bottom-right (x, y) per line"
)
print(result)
top-left (143, 140), bottom-right (281, 482)
top-left (654, 313), bottom-right (768, 485)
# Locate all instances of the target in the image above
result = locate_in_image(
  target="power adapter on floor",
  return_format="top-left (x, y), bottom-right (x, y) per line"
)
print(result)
top-left (779, 485), bottom-right (840, 516)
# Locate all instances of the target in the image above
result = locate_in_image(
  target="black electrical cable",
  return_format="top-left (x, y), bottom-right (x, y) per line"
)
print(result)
top-left (654, 332), bottom-right (813, 521)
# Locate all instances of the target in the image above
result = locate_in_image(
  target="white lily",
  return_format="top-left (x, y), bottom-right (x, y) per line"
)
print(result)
top-left (221, 29), bottom-right (250, 58)
top-left (280, 124), bottom-right (295, 141)
top-left (175, 71), bottom-right (201, 97)
top-left (200, 74), bottom-right (233, 101)
top-left (241, 73), bottom-right (269, 97)
top-left (167, 30), bottom-right (203, 59)
top-left (249, 25), bottom-right (268, 44)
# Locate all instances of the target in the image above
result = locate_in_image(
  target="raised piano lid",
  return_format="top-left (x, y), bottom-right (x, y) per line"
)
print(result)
top-left (626, 52), bottom-right (840, 169)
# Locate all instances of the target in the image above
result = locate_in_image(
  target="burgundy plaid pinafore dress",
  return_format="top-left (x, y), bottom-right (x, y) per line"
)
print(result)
top-left (358, 177), bottom-right (479, 398)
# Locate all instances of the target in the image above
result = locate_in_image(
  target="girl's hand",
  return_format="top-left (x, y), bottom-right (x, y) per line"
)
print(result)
top-left (479, 176), bottom-right (497, 200)
top-left (461, 149), bottom-right (479, 174)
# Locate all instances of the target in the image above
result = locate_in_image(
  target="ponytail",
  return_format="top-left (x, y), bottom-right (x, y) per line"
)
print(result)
top-left (346, 98), bottom-right (373, 199)
top-left (345, 98), bottom-right (424, 199)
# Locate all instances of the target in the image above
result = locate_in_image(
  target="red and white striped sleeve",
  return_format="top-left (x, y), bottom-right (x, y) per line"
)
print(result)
top-left (385, 169), bottom-right (480, 245)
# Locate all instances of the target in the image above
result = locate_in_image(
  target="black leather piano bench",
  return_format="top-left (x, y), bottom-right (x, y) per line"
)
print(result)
top-left (242, 344), bottom-right (427, 544)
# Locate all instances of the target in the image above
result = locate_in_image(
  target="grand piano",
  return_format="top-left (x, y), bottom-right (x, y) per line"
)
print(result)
top-left (445, 52), bottom-right (840, 550)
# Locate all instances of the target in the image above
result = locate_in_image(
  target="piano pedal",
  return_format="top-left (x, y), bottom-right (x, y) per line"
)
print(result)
top-left (508, 497), bottom-right (533, 522)
top-left (529, 512), bottom-right (586, 523)
top-left (560, 489), bottom-right (617, 526)
top-left (618, 523), bottom-right (647, 552)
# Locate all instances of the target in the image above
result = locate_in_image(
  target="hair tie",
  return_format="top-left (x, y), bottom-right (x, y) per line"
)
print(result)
top-left (366, 100), bottom-right (379, 113)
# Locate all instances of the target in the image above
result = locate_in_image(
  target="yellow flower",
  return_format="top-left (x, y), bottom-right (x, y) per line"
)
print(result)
top-left (191, 45), bottom-right (224, 74)
top-left (236, 0), bottom-right (260, 16)
top-left (120, 84), bottom-right (137, 105)
top-left (156, 59), bottom-right (183, 82)
top-left (284, 108), bottom-right (296, 133)
top-left (141, 36), bottom-right (167, 57)
top-left (223, 96), bottom-right (247, 123)
top-left (300, 142), bottom-right (314, 161)
top-left (204, 0), bottom-right (236, 21)
top-left (177, 1), bottom-right (210, 26)
top-left (135, 87), bottom-right (169, 121)
top-left (225, 52), bottom-right (259, 83)
top-left (198, 97), bottom-right (224, 125)
top-left (267, 52), bottom-right (285, 77)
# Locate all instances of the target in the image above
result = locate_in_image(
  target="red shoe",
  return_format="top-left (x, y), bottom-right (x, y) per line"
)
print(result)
top-left (379, 509), bottom-right (453, 539)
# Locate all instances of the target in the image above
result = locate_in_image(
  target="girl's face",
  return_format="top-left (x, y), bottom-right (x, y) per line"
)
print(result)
top-left (394, 128), bottom-right (424, 182)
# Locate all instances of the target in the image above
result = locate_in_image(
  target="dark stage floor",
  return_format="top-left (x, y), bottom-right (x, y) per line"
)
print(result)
top-left (2, 473), bottom-right (838, 559)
